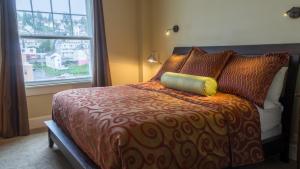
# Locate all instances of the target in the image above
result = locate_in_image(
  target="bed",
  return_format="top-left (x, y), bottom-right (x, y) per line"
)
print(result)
top-left (45, 44), bottom-right (300, 169)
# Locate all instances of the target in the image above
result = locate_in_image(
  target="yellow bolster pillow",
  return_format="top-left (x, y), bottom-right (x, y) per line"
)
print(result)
top-left (161, 72), bottom-right (218, 96)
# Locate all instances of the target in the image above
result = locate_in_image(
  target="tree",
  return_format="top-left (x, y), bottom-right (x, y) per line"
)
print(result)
top-left (79, 16), bottom-right (87, 25)
top-left (23, 12), bottom-right (34, 27)
top-left (38, 40), bottom-right (52, 53)
top-left (62, 15), bottom-right (72, 35)
top-left (34, 13), bottom-right (44, 33)
top-left (34, 13), bottom-right (53, 33)
top-left (21, 12), bottom-right (34, 33)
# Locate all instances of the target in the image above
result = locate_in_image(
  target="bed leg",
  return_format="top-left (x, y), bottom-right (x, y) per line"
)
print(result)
top-left (48, 129), bottom-right (54, 148)
top-left (279, 140), bottom-right (290, 163)
top-left (280, 149), bottom-right (290, 163)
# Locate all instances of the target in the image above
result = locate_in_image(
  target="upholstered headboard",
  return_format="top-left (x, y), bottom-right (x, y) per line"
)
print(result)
top-left (173, 43), bottom-right (300, 161)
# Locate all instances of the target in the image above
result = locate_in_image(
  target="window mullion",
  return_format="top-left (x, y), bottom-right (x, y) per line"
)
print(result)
top-left (29, 0), bottom-right (35, 33)
top-left (50, 0), bottom-right (55, 32)
top-left (86, 0), bottom-right (94, 77)
top-left (68, 0), bottom-right (74, 36)
top-left (86, 0), bottom-right (93, 37)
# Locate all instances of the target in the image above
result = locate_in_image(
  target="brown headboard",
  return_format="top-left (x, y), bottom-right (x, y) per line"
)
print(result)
top-left (173, 43), bottom-right (300, 161)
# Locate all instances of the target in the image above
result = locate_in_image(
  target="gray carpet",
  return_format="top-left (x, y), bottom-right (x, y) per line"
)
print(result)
top-left (0, 132), bottom-right (297, 169)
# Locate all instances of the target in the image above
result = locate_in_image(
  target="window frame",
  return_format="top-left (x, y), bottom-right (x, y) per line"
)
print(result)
top-left (17, 0), bottom-right (94, 87)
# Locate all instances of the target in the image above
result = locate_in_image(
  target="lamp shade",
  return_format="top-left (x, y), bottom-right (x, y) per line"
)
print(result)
top-left (147, 52), bottom-right (159, 63)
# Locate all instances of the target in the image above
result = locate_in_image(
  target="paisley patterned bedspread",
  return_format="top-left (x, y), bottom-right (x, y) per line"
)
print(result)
top-left (52, 82), bottom-right (264, 169)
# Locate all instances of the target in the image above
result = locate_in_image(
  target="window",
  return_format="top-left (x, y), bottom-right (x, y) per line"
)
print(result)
top-left (16, 0), bottom-right (93, 86)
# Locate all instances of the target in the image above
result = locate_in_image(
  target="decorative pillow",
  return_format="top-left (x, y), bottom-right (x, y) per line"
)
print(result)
top-left (180, 48), bottom-right (234, 79)
top-left (151, 49), bottom-right (197, 81)
top-left (161, 72), bottom-right (218, 96)
top-left (218, 53), bottom-right (289, 107)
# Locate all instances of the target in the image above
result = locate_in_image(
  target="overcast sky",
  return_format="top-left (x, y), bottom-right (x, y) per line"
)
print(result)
top-left (16, 0), bottom-right (87, 15)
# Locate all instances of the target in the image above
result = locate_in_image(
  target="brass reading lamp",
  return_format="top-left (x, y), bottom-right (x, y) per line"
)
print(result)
top-left (284, 7), bottom-right (300, 19)
top-left (147, 52), bottom-right (161, 64)
top-left (165, 25), bottom-right (180, 36)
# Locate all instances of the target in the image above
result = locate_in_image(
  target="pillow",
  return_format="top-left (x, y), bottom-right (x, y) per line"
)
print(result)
top-left (151, 50), bottom-right (197, 81)
top-left (180, 48), bottom-right (234, 79)
top-left (263, 67), bottom-right (288, 109)
top-left (161, 72), bottom-right (218, 96)
top-left (218, 53), bottom-right (289, 107)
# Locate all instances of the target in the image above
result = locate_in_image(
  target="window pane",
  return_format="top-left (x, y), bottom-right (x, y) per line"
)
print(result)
top-left (16, 0), bottom-right (93, 85)
top-left (17, 11), bottom-right (34, 35)
top-left (20, 38), bottom-right (91, 82)
top-left (52, 0), bottom-right (70, 13)
top-left (70, 0), bottom-right (86, 15)
top-left (16, 0), bottom-right (32, 11)
top-left (53, 14), bottom-right (73, 36)
top-left (72, 15), bottom-right (88, 36)
top-left (32, 0), bottom-right (51, 12)
top-left (33, 12), bottom-right (53, 34)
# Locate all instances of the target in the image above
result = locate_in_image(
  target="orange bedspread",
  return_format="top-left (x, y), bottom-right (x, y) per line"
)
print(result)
top-left (52, 82), bottom-right (264, 169)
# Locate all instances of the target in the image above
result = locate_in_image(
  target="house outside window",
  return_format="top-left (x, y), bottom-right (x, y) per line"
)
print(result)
top-left (16, 0), bottom-right (93, 86)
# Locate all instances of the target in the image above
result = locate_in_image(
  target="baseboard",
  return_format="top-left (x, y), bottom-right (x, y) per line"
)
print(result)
top-left (289, 143), bottom-right (297, 161)
top-left (29, 115), bottom-right (52, 130)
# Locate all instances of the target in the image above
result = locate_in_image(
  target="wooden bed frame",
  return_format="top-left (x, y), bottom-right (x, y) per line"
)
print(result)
top-left (46, 43), bottom-right (300, 169)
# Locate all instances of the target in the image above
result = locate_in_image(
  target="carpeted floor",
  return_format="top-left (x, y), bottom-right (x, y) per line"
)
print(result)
top-left (0, 131), bottom-right (297, 169)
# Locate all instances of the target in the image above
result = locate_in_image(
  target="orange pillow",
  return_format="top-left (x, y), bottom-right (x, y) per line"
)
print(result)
top-left (218, 53), bottom-right (289, 107)
top-left (151, 50), bottom-right (197, 81)
top-left (180, 48), bottom-right (234, 79)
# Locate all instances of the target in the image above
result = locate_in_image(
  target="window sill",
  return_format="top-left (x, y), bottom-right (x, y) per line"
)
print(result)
top-left (26, 78), bottom-right (92, 88)
top-left (26, 78), bottom-right (92, 96)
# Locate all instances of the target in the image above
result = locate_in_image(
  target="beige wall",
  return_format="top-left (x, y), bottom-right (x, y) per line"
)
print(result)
top-left (137, 0), bottom-right (153, 82)
top-left (26, 83), bottom-right (91, 118)
top-left (104, 0), bottom-right (140, 85)
top-left (26, 0), bottom-right (141, 120)
top-left (143, 0), bottom-right (300, 81)
top-left (142, 0), bottom-right (300, 158)
top-left (27, 94), bottom-right (53, 118)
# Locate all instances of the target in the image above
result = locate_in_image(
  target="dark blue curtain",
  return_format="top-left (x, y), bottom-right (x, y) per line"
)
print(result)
top-left (92, 0), bottom-right (112, 87)
top-left (0, 0), bottom-right (29, 138)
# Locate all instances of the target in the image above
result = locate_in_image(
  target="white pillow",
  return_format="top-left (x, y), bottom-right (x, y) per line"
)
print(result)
top-left (263, 67), bottom-right (288, 109)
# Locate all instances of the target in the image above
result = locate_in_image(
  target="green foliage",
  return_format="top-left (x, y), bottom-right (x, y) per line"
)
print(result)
top-left (33, 62), bottom-right (43, 70)
top-left (58, 15), bottom-right (73, 35)
top-left (68, 65), bottom-right (89, 75)
top-left (37, 40), bottom-right (52, 53)
top-left (44, 64), bottom-right (89, 77)
top-left (33, 13), bottom-right (53, 33)
top-left (18, 11), bottom-right (88, 36)
top-left (22, 12), bottom-right (34, 27)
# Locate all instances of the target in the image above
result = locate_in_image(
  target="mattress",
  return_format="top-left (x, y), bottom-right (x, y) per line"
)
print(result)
top-left (257, 104), bottom-right (283, 140)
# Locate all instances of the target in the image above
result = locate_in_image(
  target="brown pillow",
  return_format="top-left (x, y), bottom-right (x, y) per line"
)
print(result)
top-left (180, 48), bottom-right (234, 79)
top-left (218, 53), bottom-right (289, 107)
top-left (151, 50), bottom-right (197, 81)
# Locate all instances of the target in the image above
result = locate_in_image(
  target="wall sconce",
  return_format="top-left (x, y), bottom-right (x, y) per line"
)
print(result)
top-left (147, 52), bottom-right (160, 64)
top-left (165, 25), bottom-right (180, 36)
top-left (284, 7), bottom-right (300, 19)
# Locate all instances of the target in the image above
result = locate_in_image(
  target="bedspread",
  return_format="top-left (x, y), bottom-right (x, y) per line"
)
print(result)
top-left (52, 82), bottom-right (264, 169)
